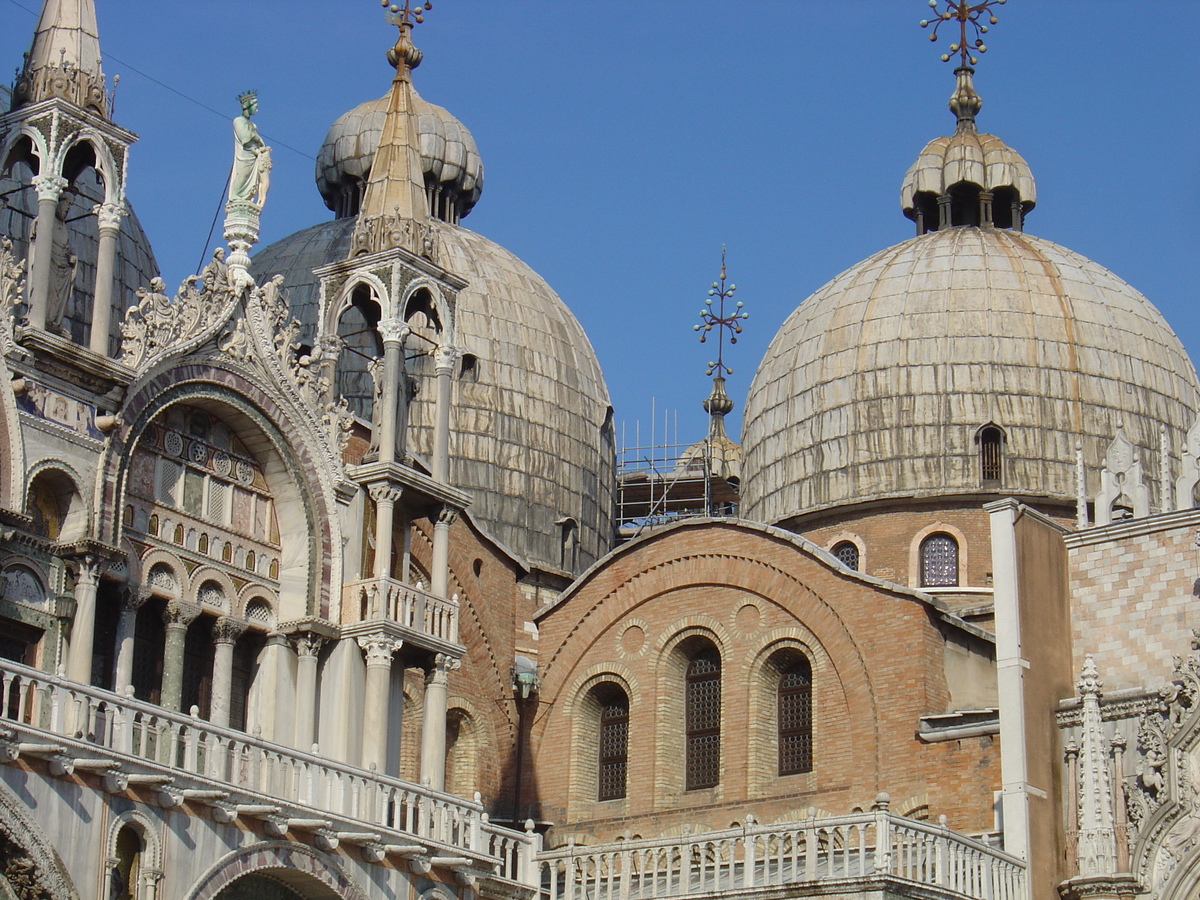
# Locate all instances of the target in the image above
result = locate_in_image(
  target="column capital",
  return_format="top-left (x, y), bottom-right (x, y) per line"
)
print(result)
top-left (292, 632), bottom-right (326, 660)
top-left (377, 318), bottom-right (411, 345)
top-left (368, 483), bottom-right (404, 505)
top-left (213, 616), bottom-right (249, 645)
top-left (122, 586), bottom-right (154, 612)
top-left (427, 652), bottom-right (462, 686)
top-left (357, 634), bottom-right (402, 668)
top-left (94, 201), bottom-right (128, 233)
top-left (163, 599), bottom-right (201, 629)
top-left (71, 554), bottom-right (103, 587)
top-left (32, 174), bottom-right (67, 203)
top-left (434, 344), bottom-right (461, 375)
top-left (435, 504), bottom-right (460, 527)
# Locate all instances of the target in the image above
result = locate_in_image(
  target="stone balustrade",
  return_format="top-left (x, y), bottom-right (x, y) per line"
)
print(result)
top-left (343, 576), bottom-right (460, 645)
top-left (538, 810), bottom-right (1024, 900)
top-left (0, 658), bottom-right (531, 882)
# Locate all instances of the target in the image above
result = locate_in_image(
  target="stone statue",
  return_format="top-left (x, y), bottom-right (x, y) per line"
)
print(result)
top-left (229, 91), bottom-right (272, 207)
top-left (28, 190), bottom-right (77, 334)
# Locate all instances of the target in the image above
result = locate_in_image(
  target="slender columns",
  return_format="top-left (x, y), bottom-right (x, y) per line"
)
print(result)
top-left (292, 632), bottom-right (326, 750)
top-left (27, 174), bottom-right (66, 331)
top-left (419, 652), bottom-right (461, 792)
top-left (160, 600), bottom-right (200, 711)
top-left (370, 484), bottom-right (404, 583)
top-left (358, 634), bottom-right (401, 771)
top-left (430, 505), bottom-right (458, 600)
top-left (210, 617), bottom-right (248, 728)
top-left (936, 193), bottom-right (952, 231)
top-left (89, 201), bottom-right (126, 356)
top-left (431, 345), bottom-right (458, 483)
top-left (65, 555), bottom-right (101, 686)
top-left (978, 190), bottom-right (993, 228)
top-left (112, 587), bottom-right (152, 693)
top-left (376, 319), bottom-right (410, 465)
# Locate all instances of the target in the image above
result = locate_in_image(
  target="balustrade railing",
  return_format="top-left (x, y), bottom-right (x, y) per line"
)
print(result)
top-left (0, 659), bottom-right (529, 879)
top-left (343, 576), bottom-right (459, 644)
top-left (538, 811), bottom-right (1024, 900)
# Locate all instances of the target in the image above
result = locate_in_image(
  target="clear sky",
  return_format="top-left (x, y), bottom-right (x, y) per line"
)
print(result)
top-left (3, 1), bottom-right (1198, 452)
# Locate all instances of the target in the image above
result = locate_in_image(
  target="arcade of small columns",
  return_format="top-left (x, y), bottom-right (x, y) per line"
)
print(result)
top-left (25, 157), bottom-right (128, 356)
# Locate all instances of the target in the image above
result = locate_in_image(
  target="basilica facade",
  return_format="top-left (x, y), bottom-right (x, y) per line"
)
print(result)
top-left (1, 3), bottom-right (1198, 900)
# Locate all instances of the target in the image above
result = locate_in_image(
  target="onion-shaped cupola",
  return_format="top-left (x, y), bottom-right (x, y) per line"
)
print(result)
top-left (901, 66), bottom-right (1035, 234)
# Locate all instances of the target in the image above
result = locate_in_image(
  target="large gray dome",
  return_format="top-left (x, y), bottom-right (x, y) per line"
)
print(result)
top-left (252, 218), bottom-right (613, 573)
top-left (742, 227), bottom-right (1200, 523)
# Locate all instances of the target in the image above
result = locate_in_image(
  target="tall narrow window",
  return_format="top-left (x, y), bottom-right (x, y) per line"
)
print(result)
top-left (920, 533), bottom-right (959, 587)
top-left (979, 425), bottom-right (1003, 485)
top-left (831, 540), bottom-right (859, 571)
top-left (686, 649), bottom-right (721, 790)
top-left (779, 659), bottom-right (813, 775)
top-left (597, 687), bottom-right (629, 801)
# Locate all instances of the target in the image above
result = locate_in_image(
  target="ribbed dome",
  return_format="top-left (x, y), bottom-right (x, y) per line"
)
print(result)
top-left (901, 131), bottom-right (1035, 217)
top-left (316, 92), bottom-right (483, 220)
top-left (741, 227), bottom-right (1200, 524)
top-left (251, 218), bottom-right (613, 573)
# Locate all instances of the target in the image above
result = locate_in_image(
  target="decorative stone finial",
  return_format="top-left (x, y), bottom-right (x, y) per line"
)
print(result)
top-left (1078, 654), bottom-right (1102, 699)
top-left (383, 0), bottom-right (433, 79)
top-left (949, 66), bottom-right (982, 134)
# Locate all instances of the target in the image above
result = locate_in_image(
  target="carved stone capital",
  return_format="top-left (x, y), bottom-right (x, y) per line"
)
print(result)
top-left (377, 318), bottom-right (411, 345)
top-left (434, 344), bottom-right (460, 375)
top-left (94, 202), bottom-right (128, 233)
top-left (368, 484), bottom-right (404, 505)
top-left (428, 652), bottom-right (462, 686)
top-left (32, 173), bottom-right (67, 203)
top-left (163, 599), bottom-right (201, 629)
top-left (357, 634), bottom-right (402, 668)
top-left (292, 632), bottom-right (326, 660)
top-left (435, 504), bottom-right (460, 528)
top-left (213, 616), bottom-right (249, 646)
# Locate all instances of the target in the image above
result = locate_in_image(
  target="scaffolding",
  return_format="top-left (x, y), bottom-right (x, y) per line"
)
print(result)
top-left (616, 405), bottom-right (740, 542)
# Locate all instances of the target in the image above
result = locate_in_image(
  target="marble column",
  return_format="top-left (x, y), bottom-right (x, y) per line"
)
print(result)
top-left (112, 587), bottom-right (152, 693)
top-left (430, 505), bottom-right (458, 600)
top-left (370, 485), bottom-right (403, 584)
top-left (431, 345), bottom-right (458, 483)
top-left (358, 634), bottom-right (401, 771)
top-left (89, 201), bottom-right (126, 356)
top-left (419, 652), bottom-right (461, 792)
top-left (376, 319), bottom-right (411, 465)
top-left (292, 632), bottom-right (326, 750)
top-left (160, 600), bottom-right (200, 711)
top-left (210, 616), bottom-right (248, 728)
top-left (65, 555), bottom-right (101, 686)
top-left (26, 173), bottom-right (66, 331)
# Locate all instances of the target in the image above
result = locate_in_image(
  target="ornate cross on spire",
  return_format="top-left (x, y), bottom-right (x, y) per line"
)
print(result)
top-left (920, 0), bottom-right (1006, 67)
top-left (694, 248), bottom-right (748, 380)
top-left (384, 0), bottom-right (433, 31)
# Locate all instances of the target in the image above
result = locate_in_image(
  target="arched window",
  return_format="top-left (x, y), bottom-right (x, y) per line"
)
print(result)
top-left (596, 686), bottom-right (629, 801)
top-left (978, 425), bottom-right (1003, 485)
top-left (831, 541), bottom-right (859, 571)
top-left (920, 533), bottom-right (959, 587)
top-left (111, 824), bottom-right (143, 900)
top-left (686, 649), bottom-right (721, 790)
top-left (778, 659), bottom-right (813, 775)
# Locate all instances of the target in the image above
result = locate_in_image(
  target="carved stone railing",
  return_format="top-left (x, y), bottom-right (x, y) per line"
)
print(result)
top-left (0, 659), bottom-right (532, 882)
top-left (342, 576), bottom-right (460, 645)
top-left (537, 811), bottom-right (1024, 900)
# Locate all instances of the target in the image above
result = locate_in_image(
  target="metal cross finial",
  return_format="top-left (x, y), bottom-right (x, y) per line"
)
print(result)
top-left (921, 0), bottom-right (1006, 67)
top-left (694, 248), bottom-right (748, 379)
top-left (383, 0), bottom-right (433, 31)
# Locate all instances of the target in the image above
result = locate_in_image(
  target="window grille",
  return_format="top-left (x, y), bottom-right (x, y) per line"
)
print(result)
top-left (980, 426), bottom-right (1003, 483)
top-left (686, 650), bottom-right (721, 790)
top-left (598, 693), bottom-right (629, 800)
top-left (779, 660), bottom-right (813, 775)
top-left (920, 534), bottom-right (959, 587)
top-left (832, 541), bottom-right (859, 570)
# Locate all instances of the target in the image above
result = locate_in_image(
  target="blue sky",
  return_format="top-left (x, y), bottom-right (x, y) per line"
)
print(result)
top-left (3, 1), bottom-right (1198, 450)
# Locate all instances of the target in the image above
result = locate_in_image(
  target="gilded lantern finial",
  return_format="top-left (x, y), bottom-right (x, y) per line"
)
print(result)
top-left (381, 0), bottom-right (433, 75)
top-left (920, 0), bottom-right (1005, 67)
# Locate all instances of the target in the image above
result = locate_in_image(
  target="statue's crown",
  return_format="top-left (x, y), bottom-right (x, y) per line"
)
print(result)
top-left (237, 89), bottom-right (257, 104)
